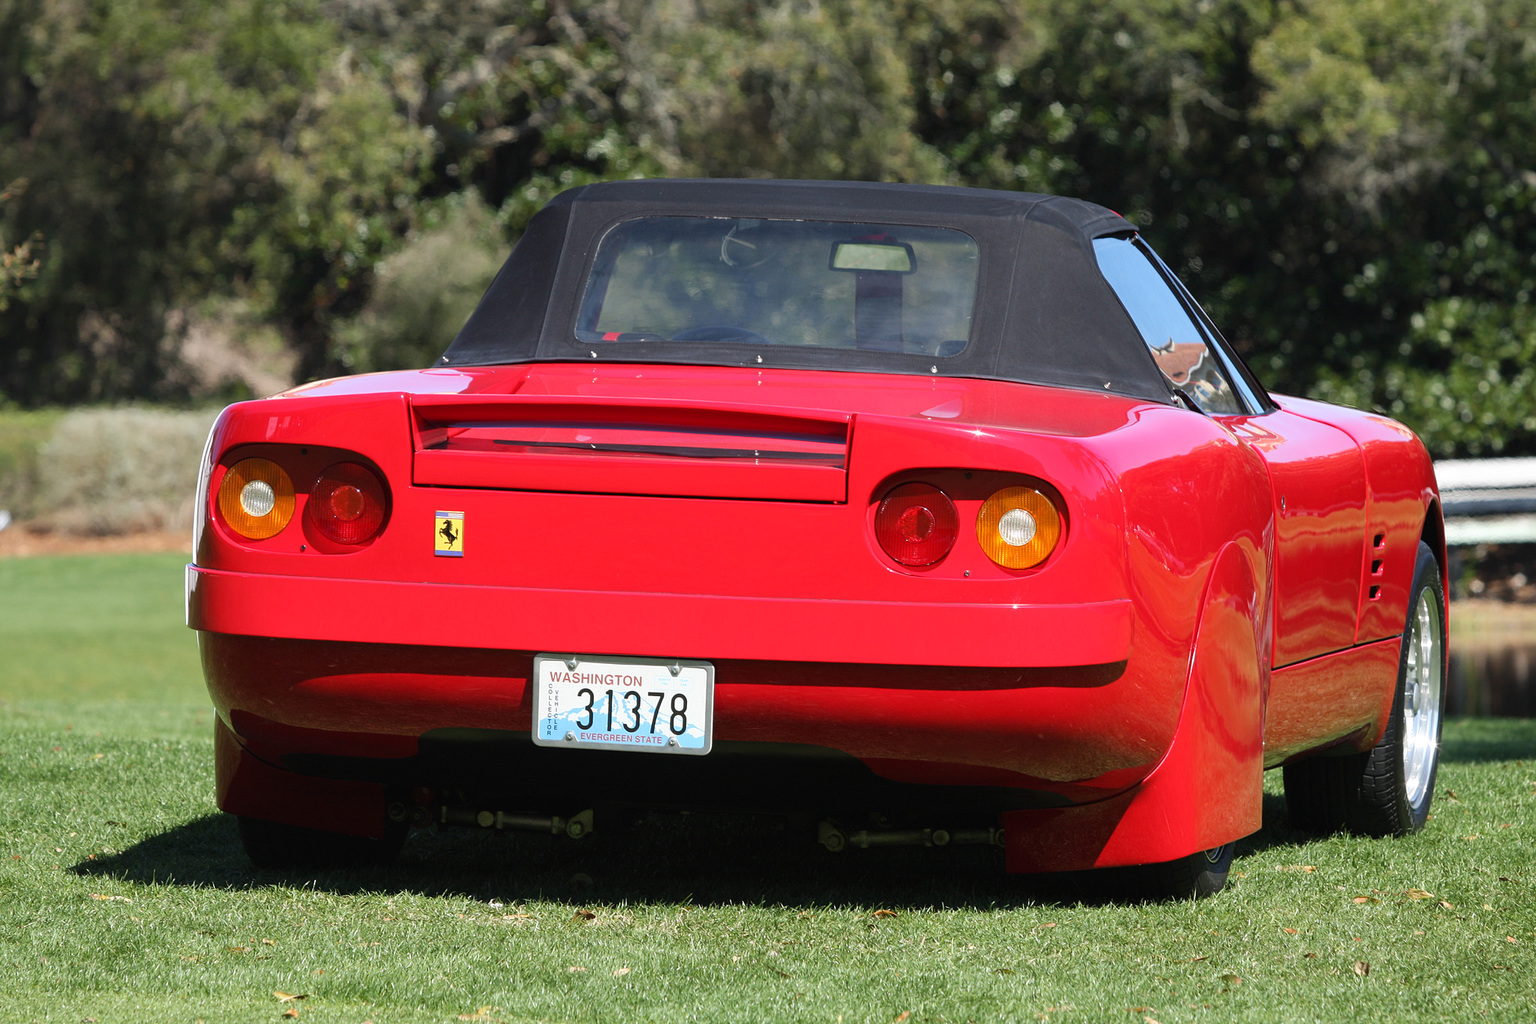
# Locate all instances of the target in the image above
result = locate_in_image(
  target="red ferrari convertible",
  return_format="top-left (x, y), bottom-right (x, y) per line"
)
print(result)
top-left (187, 179), bottom-right (1446, 897)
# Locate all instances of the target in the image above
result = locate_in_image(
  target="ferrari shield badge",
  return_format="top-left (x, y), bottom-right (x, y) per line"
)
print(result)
top-left (434, 511), bottom-right (464, 557)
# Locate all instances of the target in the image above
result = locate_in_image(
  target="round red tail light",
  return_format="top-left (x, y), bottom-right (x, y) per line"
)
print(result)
top-left (875, 482), bottom-right (958, 566)
top-left (306, 462), bottom-right (388, 545)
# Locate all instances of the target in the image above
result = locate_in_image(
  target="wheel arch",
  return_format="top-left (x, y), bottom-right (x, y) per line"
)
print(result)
top-left (1421, 496), bottom-right (1448, 623)
top-left (1003, 539), bottom-right (1267, 872)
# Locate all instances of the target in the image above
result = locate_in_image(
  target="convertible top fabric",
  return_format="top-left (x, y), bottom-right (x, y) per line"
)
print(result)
top-left (442, 179), bottom-right (1177, 404)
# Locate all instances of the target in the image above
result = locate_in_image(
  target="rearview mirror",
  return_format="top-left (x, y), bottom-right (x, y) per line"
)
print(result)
top-left (829, 240), bottom-right (916, 273)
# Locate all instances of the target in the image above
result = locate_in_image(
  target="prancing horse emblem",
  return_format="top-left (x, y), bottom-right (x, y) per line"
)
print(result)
top-left (434, 511), bottom-right (465, 557)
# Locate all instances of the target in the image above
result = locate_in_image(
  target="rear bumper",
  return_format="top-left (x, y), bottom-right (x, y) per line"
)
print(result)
top-left (193, 564), bottom-right (1168, 830)
top-left (186, 564), bottom-right (1134, 668)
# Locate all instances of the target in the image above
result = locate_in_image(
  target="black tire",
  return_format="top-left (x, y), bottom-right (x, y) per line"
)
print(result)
top-left (1283, 540), bottom-right (1446, 836)
top-left (237, 815), bottom-right (407, 870)
top-left (1147, 843), bottom-right (1234, 899)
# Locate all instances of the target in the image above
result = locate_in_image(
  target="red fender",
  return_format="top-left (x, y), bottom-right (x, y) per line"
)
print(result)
top-left (1002, 541), bottom-right (1267, 872)
top-left (214, 716), bottom-right (389, 839)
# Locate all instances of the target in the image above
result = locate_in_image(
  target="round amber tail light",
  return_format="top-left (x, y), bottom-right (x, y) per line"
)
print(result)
top-left (875, 482), bottom-right (959, 567)
top-left (977, 486), bottom-right (1062, 569)
top-left (306, 462), bottom-right (388, 545)
top-left (217, 458), bottom-right (296, 540)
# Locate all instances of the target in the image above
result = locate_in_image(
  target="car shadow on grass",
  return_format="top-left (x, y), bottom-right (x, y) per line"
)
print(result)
top-left (71, 791), bottom-right (1326, 909)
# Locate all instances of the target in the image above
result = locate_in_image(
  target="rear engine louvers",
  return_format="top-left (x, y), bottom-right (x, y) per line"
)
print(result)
top-left (411, 397), bottom-right (852, 502)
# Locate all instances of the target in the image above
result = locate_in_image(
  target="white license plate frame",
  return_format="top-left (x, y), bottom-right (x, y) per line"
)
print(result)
top-left (531, 654), bottom-right (714, 755)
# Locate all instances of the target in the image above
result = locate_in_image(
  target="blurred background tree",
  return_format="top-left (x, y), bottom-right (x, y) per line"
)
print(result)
top-left (0, 0), bottom-right (1532, 457)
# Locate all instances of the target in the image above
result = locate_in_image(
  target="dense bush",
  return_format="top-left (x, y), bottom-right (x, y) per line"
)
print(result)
top-left (0, 408), bottom-right (63, 522)
top-left (331, 195), bottom-right (505, 374)
top-left (34, 408), bottom-right (219, 535)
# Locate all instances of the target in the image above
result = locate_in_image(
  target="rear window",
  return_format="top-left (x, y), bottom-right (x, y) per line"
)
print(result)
top-left (576, 217), bottom-right (980, 357)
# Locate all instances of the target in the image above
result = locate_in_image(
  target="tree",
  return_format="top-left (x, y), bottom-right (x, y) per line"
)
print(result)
top-left (0, 180), bottom-right (40, 314)
top-left (903, 0), bottom-right (1536, 457)
top-left (1256, 0), bottom-right (1536, 456)
top-left (0, 0), bottom-right (431, 400)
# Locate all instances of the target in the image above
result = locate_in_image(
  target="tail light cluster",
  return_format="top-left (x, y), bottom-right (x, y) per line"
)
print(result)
top-left (306, 462), bottom-right (388, 544)
top-left (214, 451), bottom-right (389, 548)
top-left (875, 478), bottom-right (1063, 570)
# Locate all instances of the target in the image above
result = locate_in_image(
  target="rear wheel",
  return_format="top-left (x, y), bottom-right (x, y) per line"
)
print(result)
top-left (1147, 843), bottom-right (1234, 899)
top-left (1284, 541), bottom-right (1445, 836)
top-left (237, 815), bottom-right (407, 870)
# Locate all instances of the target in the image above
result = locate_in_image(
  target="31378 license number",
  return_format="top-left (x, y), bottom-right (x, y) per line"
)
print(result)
top-left (532, 654), bottom-right (714, 755)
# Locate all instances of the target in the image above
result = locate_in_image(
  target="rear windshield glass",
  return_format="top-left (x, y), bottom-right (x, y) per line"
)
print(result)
top-left (576, 217), bottom-right (980, 358)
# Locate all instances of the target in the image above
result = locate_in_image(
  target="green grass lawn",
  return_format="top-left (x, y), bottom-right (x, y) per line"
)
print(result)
top-left (2, 553), bottom-right (1534, 1023)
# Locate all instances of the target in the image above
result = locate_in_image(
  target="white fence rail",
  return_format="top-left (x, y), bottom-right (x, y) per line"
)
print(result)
top-left (1437, 458), bottom-right (1536, 545)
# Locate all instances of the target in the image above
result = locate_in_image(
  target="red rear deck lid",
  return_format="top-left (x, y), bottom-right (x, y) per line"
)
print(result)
top-left (410, 396), bottom-right (852, 503)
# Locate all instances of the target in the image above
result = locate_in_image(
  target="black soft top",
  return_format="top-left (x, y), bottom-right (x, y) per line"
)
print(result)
top-left (442, 179), bottom-right (1175, 404)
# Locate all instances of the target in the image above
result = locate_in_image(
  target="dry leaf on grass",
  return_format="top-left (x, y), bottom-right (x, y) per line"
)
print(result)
top-left (1282, 928), bottom-right (1299, 935)
top-left (873, 909), bottom-right (898, 919)
top-left (1220, 974), bottom-right (1242, 987)
top-left (281, 1010), bottom-right (299, 1020)
top-left (88, 893), bottom-right (132, 902)
top-left (572, 910), bottom-right (597, 922)
top-left (1353, 961), bottom-right (1370, 976)
top-left (1351, 896), bottom-right (1379, 904)
top-left (456, 1007), bottom-right (495, 1022)
top-left (613, 967), bottom-right (631, 977)
top-left (894, 1013), bottom-right (911, 1023)
top-left (568, 966), bottom-right (586, 973)
top-left (1406, 888), bottom-right (1435, 900)
top-left (274, 992), bottom-right (308, 1003)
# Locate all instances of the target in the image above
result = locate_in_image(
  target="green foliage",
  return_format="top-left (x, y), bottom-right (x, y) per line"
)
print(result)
top-left (331, 194), bottom-right (505, 372)
top-left (0, 0), bottom-right (432, 400)
top-left (1315, 298), bottom-right (1536, 458)
top-left (35, 407), bottom-right (219, 535)
top-left (0, 179), bottom-right (41, 313)
top-left (1248, 0), bottom-right (1536, 456)
top-left (633, 0), bottom-right (948, 182)
top-left (0, 406), bottom-right (64, 520)
top-left (3, 0), bottom-right (1536, 456)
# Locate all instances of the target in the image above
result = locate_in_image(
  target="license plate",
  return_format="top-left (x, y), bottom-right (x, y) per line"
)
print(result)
top-left (532, 654), bottom-right (714, 755)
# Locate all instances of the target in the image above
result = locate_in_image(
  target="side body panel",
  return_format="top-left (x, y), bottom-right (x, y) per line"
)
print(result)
top-left (1245, 395), bottom-right (1442, 762)
top-left (1224, 407), bottom-right (1366, 667)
